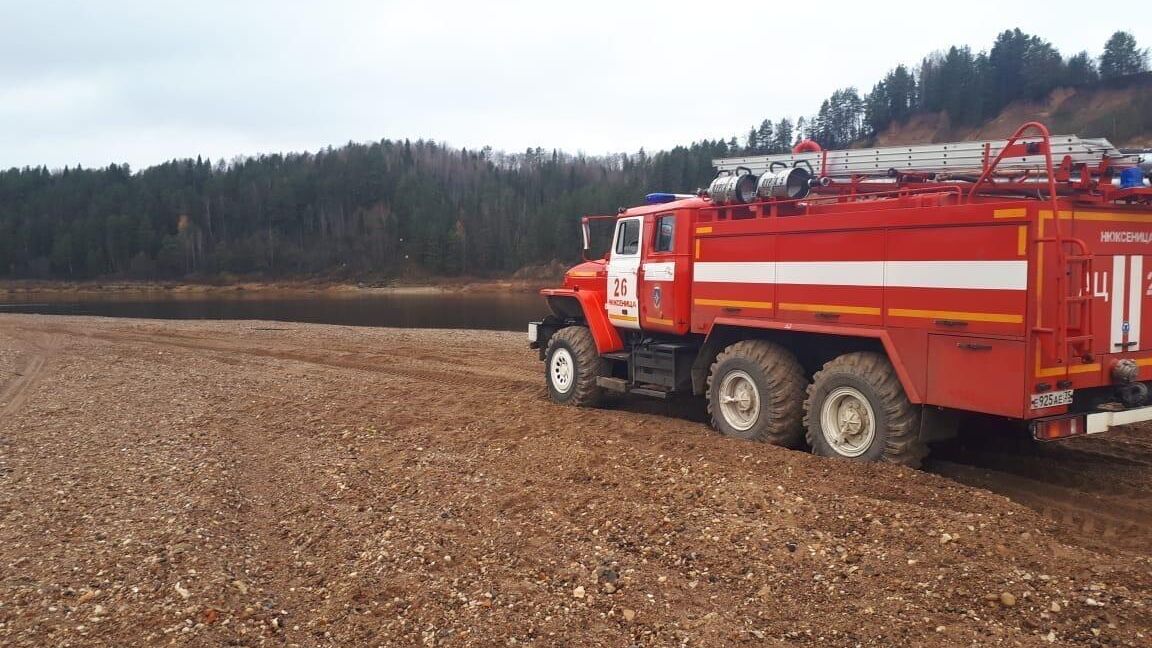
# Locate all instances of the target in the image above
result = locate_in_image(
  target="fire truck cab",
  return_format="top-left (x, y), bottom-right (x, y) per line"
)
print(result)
top-left (529, 123), bottom-right (1152, 468)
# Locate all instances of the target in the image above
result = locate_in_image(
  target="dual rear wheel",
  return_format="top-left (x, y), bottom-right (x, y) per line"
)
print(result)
top-left (544, 327), bottom-right (927, 467)
top-left (707, 341), bottom-right (926, 467)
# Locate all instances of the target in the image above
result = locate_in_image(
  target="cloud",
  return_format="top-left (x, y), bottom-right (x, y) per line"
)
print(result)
top-left (0, 0), bottom-right (1140, 169)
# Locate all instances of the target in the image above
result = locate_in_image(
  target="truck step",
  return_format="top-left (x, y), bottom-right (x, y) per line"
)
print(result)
top-left (595, 377), bottom-right (628, 393)
top-left (630, 386), bottom-right (670, 399)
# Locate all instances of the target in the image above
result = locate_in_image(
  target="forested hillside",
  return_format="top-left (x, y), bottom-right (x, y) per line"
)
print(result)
top-left (741, 29), bottom-right (1151, 152)
top-left (0, 141), bottom-right (729, 280)
top-left (1, 29), bottom-right (1148, 281)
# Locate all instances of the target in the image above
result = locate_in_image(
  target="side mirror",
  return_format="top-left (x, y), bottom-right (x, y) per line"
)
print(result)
top-left (581, 220), bottom-right (591, 260)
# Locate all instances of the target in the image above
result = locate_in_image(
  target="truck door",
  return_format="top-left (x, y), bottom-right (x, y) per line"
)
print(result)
top-left (606, 216), bottom-right (642, 330)
top-left (640, 212), bottom-right (681, 331)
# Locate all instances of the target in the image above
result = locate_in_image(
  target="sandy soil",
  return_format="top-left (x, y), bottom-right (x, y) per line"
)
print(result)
top-left (1, 315), bottom-right (1150, 647)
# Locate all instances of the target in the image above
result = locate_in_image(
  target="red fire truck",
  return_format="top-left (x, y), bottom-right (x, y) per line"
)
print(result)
top-left (530, 123), bottom-right (1152, 467)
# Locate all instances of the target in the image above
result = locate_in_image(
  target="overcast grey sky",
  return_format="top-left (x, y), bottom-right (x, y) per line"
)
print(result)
top-left (0, 0), bottom-right (1141, 169)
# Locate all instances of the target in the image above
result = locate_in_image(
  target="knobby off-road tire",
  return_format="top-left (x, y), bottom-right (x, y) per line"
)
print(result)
top-left (706, 340), bottom-right (807, 447)
top-left (804, 351), bottom-right (927, 468)
top-left (545, 326), bottom-right (609, 407)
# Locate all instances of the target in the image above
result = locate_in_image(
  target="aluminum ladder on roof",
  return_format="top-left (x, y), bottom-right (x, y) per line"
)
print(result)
top-left (714, 135), bottom-right (1144, 179)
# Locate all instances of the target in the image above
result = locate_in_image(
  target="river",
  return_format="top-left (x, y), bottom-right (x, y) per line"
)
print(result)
top-left (0, 291), bottom-right (546, 332)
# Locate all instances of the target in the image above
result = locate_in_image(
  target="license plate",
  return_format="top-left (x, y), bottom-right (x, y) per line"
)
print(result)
top-left (1031, 389), bottom-right (1073, 410)
top-left (527, 322), bottom-right (539, 343)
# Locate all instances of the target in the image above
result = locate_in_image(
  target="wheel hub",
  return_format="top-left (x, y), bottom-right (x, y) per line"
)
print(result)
top-left (718, 370), bottom-right (760, 432)
top-left (820, 386), bottom-right (876, 457)
top-left (550, 348), bottom-right (575, 394)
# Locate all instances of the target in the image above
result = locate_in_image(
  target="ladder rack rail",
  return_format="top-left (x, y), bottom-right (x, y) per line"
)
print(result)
top-left (714, 135), bottom-right (1143, 179)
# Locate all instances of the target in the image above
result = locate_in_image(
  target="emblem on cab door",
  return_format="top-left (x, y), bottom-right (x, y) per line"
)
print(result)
top-left (652, 285), bottom-right (662, 308)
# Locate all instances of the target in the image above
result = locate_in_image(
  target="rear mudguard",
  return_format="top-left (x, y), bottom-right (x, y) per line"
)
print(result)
top-left (540, 288), bottom-right (623, 354)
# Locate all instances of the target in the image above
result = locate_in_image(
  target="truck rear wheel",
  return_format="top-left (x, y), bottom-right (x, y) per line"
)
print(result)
top-left (545, 326), bottom-right (608, 407)
top-left (706, 340), bottom-right (806, 447)
top-left (804, 352), bottom-right (927, 468)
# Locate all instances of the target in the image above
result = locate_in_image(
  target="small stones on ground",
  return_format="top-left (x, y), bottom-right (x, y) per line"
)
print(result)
top-left (3, 317), bottom-right (1152, 647)
top-left (598, 567), bottom-right (619, 593)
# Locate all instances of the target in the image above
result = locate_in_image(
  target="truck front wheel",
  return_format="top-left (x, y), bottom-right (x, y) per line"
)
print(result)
top-left (804, 352), bottom-right (927, 467)
top-left (545, 326), bottom-right (608, 407)
top-left (706, 340), bottom-right (806, 447)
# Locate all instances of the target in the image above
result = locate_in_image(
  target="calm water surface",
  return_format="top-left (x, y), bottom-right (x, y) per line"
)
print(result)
top-left (0, 291), bottom-right (546, 332)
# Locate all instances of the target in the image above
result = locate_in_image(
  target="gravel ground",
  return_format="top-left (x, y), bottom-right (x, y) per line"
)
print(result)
top-left (0, 314), bottom-right (1149, 647)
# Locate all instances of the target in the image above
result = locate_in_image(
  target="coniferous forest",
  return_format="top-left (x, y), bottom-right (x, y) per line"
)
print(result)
top-left (1, 29), bottom-right (1148, 281)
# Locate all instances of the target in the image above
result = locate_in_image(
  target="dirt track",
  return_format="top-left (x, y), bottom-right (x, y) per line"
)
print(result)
top-left (1, 315), bottom-right (1150, 647)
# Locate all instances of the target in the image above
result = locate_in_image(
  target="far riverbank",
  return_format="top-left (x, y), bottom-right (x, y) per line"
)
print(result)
top-left (0, 277), bottom-right (554, 298)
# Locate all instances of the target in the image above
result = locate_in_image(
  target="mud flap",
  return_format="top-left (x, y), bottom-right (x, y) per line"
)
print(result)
top-left (920, 406), bottom-right (960, 443)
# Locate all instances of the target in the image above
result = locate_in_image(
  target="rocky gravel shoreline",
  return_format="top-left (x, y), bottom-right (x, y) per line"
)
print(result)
top-left (1, 315), bottom-right (1149, 646)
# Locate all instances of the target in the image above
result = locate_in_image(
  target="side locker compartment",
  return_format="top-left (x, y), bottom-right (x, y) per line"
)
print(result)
top-left (775, 230), bottom-right (884, 326)
top-left (926, 335), bottom-right (1026, 418)
top-left (885, 224), bottom-right (1027, 337)
top-left (691, 228), bottom-right (776, 333)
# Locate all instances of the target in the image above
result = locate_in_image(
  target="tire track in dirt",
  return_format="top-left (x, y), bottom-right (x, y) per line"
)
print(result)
top-left (37, 325), bottom-right (540, 395)
top-left (932, 460), bottom-right (1152, 553)
top-left (0, 332), bottom-right (62, 481)
top-left (929, 425), bottom-right (1152, 555)
top-left (0, 333), bottom-right (61, 415)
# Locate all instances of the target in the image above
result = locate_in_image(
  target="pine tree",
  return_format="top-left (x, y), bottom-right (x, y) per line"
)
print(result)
top-left (1100, 31), bottom-right (1149, 79)
top-left (987, 29), bottom-right (1033, 113)
top-left (756, 120), bottom-right (773, 154)
top-left (1026, 40), bottom-right (1065, 99)
top-left (865, 80), bottom-right (892, 134)
top-left (773, 119), bottom-right (794, 153)
top-left (1065, 51), bottom-right (1099, 86)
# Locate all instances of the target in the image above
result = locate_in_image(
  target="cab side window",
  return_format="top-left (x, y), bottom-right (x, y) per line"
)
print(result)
top-left (615, 220), bottom-right (640, 255)
top-left (654, 214), bottom-right (675, 252)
